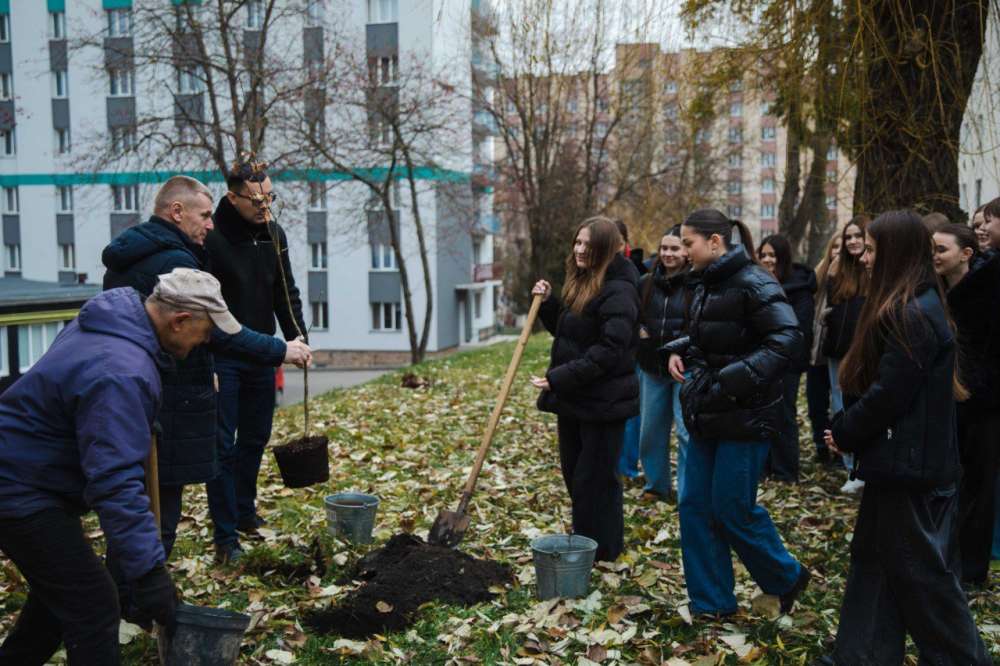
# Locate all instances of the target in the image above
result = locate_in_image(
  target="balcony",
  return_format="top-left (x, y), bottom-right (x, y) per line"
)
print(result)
top-left (474, 262), bottom-right (503, 282)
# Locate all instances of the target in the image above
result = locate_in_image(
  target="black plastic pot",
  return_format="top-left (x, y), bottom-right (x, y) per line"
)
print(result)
top-left (157, 603), bottom-right (250, 666)
top-left (272, 435), bottom-right (330, 488)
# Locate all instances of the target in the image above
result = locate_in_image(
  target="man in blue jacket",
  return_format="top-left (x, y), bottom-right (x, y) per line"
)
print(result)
top-left (102, 175), bottom-right (312, 562)
top-left (0, 269), bottom-right (238, 665)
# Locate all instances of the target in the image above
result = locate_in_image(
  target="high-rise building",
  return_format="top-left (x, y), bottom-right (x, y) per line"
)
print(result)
top-left (960, 11), bottom-right (1000, 214)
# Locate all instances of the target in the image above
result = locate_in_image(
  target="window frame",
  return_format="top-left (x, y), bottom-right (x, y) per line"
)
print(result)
top-left (371, 301), bottom-right (402, 331)
top-left (5, 243), bottom-right (21, 273)
top-left (57, 185), bottom-right (73, 212)
top-left (310, 241), bottom-right (328, 269)
top-left (367, 0), bottom-right (399, 24)
top-left (0, 15), bottom-right (9, 43)
top-left (2, 186), bottom-right (18, 213)
top-left (311, 301), bottom-right (329, 330)
top-left (111, 184), bottom-right (140, 212)
top-left (0, 128), bottom-right (15, 156)
top-left (53, 69), bottom-right (69, 98)
top-left (55, 127), bottom-right (71, 155)
top-left (0, 72), bottom-right (11, 100)
top-left (50, 11), bottom-right (66, 39)
top-left (18, 322), bottom-right (66, 373)
top-left (59, 242), bottom-right (76, 271)
top-left (106, 9), bottom-right (132, 37)
top-left (108, 68), bottom-right (135, 97)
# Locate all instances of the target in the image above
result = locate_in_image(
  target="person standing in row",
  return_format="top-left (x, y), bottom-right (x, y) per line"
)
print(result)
top-left (205, 159), bottom-right (308, 564)
top-left (932, 223), bottom-right (1000, 586)
top-left (635, 226), bottom-right (690, 502)
top-left (806, 231), bottom-right (843, 466)
top-left (531, 216), bottom-right (640, 562)
top-left (823, 211), bottom-right (990, 665)
top-left (614, 220), bottom-right (643, 483)
top-left (665, 209), bottom-right (810, 617)
top-left (758, 234), bottom-right (816, 484)
top-left (823, 216), bottom-right (869, 494)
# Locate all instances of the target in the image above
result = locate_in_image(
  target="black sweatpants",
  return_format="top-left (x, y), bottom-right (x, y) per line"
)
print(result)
top-left (0, 508), bottom-right (121, 666)
top-left (556, 415), bottom-right (625, 562)
top-left (768, 371), bottom-right (802, 482)
top-left (805, 364), bottom-right (831, 455)
top-left (833, 484), bottom-right (990, 665)
top-left (957, 410), bottom-right (1000, 584)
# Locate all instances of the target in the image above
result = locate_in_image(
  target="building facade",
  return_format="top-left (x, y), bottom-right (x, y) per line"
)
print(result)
top-left (0, 0), bottom-right (497, 367)
top-left (960, 10), bottom-right (1000, 214)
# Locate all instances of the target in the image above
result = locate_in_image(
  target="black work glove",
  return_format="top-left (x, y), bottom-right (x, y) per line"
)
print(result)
top-left (122, 564), bottom-right (178, 636)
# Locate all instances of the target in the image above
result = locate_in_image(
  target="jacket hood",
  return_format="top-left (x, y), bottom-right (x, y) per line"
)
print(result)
top-left (949, 251), bottom-right (1000, 302)
top-left (212, 195), bottom-right (272, 243)
top-left (102, 217), bottom-right (198, 273)
top-left (607, 252), bottom-right (640, 288)
top-left (78, 288), bottom-right (172, 370)
top-left (782, 263), bottom-right (817, 295)
top-left (702, 246), bottom-right (752, 284)
top-left (652, 262), bottom-right (688, 290)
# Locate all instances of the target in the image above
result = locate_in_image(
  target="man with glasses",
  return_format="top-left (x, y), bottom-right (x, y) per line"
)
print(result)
top-left (204, 159), bottom-right (309, 564)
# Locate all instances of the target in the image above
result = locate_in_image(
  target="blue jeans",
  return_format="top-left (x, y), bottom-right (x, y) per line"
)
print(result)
top-left (206, 357), bottom-right (276, 546)
top-left (637, 368), bottom-right (689, 497)
top-left (828, 359), bottom-right (853, 472)
top-left (679, 438), bottom-right (802, 614)
top-left (618, 415), bottom-right (641, 478)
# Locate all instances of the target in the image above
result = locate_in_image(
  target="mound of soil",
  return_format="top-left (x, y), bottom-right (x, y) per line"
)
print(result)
top-left (303, 533), bottom-right (512, 638)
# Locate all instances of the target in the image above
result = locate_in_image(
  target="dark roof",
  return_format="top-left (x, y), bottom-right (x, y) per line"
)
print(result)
top-left (0, 277), bottom-right (100, 308)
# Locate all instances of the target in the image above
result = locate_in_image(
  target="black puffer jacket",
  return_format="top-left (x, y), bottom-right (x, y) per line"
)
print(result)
top-left (831, 286), bottom-right (960, 489)
top-left (537, 253), bottom-right (640, 422)
top-left (663, 248), bottom-right (803, 441)
top-left (822, 279), bottom-right (864, 360)
top-left (636, 265), bottom-right (689, 376)
top-left (946, 252), bottom-right (1000, 410)
top-left (782, 264), bottom-right (816, 372)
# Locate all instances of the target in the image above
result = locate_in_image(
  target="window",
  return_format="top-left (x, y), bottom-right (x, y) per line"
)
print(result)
top-left (371, 302), bottom-right (402, 330)
top-left (761, 177), bottom-right (775, 193)
top-left (594, 121), bottom-right (608, 136)
top-left (474, 292), bottom-right (482, 319)
top-left (246, 0), bottom-right (264, 28)
top-left (761, 101), bottom-right (771, 116)
top-left (761, 203), bottom-right (776, 218)
top-left (378, 56), bottom-right (398, 85)
top-left (1, 129), bottom-right (14, 156)
top-left (177, 67), bottom-right (204, 94)
top-left (111, 127), bottom-right (137, 154)
top-left (0, 326), bottom-right (7, 377)
top-left (310, 241), bottom-right (328, 269)
top-left (695, 128), bottom-right (710, 143)
top-left (306, 0), bottom-right (325, 25)
top-left (311, 301), bottom-right (329, 330)
top-left (106, 9), bottom-right (132, 37)
top-left (761, 126), bottom-right (776, 140)
top-left (57, 186), bottom-right (73, 212)
top-left (59, 243), bottom-right (75, 270)
top-left (55, 128), bottom-right (71, 155)
top-left (664, 103), bottom-right (677, 119)
top-left (664, 80), bottom-right (677, 94)
top-left (597, 97), bottom-right (609, 113)
top-left (370, 242), bottom-right (396, 270)
top-left (4, 243), bottom-right (20, 272)
top-left (826, 169), bottom-right (837, 183)
top-left (976, 179), bottom-right (983, 207)
top-left (730, 101), bottom-right (742, 117)
top-left (18, 322), bottom-right (65, 372)
top-left (0, 15), bottom-right (9, 43)
top-left (109, 68), bottom-right (135, 96)
top-left (728, 127), bottom-right (742, 144)
top-left (827, 143), bottom-right (837, 160)
top-left (53, 70), bottom-right (69, 98)
top-left (761, 151), bottom-right (776, 167)
top-left (112, 185), bottom-right (139, 212)
top-left (308, 182), bottom-right (326, 210)
top-left (727, 180), bottom-right (741, 195)
top-left (367, 0), bottom-right (398, 23)
top-left (728, 153), bottom-right (742, 167)
top-left (729, 79), bottom-right (743, 92)
top-left (2, 187), bottom-right (17, 213)
top-left (727, 205), bottom-right (742, 218)
top-left (472, 239), bottom-right (483, 265)
top-left (50, 11), bottom-right (66, 39)
top-left (826, 194), bottom-right (837, 210)
top-left (0, 73), bottom-right (11, 100)
top-left (567, 98), bottom-right (578, 113)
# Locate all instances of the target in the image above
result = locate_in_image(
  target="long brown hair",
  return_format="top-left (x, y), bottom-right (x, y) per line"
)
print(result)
top-left (562, 216), bottom-right (622, 314)
top-left (838, 210), bottom-right (967, 400)
top-left (814, 226), bottom-right (843, 291)
top-left (830, 215), bottom-right (870, 303)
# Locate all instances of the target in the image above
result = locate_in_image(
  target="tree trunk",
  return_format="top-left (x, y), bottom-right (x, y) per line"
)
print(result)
top-left (851, 0), bottom-right (988, 220)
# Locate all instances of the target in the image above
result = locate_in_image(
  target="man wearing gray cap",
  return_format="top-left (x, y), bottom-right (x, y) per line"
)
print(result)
top-left (0, 269), bottom-right (237, 665)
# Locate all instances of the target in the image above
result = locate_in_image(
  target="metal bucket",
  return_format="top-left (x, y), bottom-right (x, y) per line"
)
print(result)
top-left (324, 493), bottom-right (379, 544)
top-left (530, 534), bottom-right (598, 600)
top-left (157, 603), bottom-right (250, 666)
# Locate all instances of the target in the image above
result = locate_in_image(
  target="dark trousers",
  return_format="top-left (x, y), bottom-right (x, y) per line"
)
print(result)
top-left (767, 372), bottom-right (801, 482)
top-left (805, 364), bottom-right (831, 454)
top-left (0, 508), bottom-right (120, 666)
top-left (557, 415), bottom-right (624, 562)
top-left (957, 410), bottom-right (1000, 583)
top-left (159, 483), bottom-right (184, 558)
top-left (206, 357), bottom-right (276, 546)
top-left (833, 484), bottom-right (990, 665)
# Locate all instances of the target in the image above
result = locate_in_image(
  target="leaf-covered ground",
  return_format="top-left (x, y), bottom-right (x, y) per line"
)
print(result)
top-left (2, 335), bottom-right (999, 664)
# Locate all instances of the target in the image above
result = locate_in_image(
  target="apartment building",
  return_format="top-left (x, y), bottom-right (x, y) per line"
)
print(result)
top-left (0, 0), bottom-right (498, 370)
top-left (960, 10), bottom-right (1000, 213)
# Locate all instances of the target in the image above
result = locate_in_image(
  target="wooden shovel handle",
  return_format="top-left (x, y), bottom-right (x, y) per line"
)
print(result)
top-left (145, 435), bottom-right (161, 538)
top-left (455, 293), bottom-right (544, 514)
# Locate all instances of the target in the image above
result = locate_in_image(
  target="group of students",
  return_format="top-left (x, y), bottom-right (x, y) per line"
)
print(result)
top-left (533, 206), bottom-right (998, 664)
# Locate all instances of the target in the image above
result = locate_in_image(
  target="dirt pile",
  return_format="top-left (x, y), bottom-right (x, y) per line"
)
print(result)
top-left (303, 533), bottom-right (512, 638)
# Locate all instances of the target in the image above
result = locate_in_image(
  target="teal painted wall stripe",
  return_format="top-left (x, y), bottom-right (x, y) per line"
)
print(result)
top-left (0, 1), bottom-right (9, 16)
top-left (47, 0), bottom-right (66, 13)
top-left (0, 167), bottom-right (470, 187)
top-left (102, 0), bottom-right (133, 9)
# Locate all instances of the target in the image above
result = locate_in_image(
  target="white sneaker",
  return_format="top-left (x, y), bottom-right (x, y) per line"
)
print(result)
top-left (840, 478), bottom-right (865, 494)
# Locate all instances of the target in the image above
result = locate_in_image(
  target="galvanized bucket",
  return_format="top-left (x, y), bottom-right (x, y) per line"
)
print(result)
top-left (530, 534), bottom-right (598, 600)
top-left (324, 493), bottom-right (379, 544)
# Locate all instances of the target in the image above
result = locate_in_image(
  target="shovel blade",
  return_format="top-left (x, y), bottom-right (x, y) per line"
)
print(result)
top-left (427, 510), bottom-right (470, 548)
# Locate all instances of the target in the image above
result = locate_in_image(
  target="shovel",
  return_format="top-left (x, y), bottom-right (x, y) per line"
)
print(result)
top-left (428, 293), bottom-right (544, 548)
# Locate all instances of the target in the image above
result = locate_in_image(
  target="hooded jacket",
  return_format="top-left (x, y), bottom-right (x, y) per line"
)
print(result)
top-left (831, 286), bottom-right (960, 489)
top-left (537, 253), bottom-right (640, 422)
top-left (636, 264), bottom-right (689, 377)
top-left (102, 216), bottom-right (286, 485)
top-left (663, 248), bottom-right (803, 441)
top-left (781, 263), bottom-right (817, 373)
top-left (205, 197), bottom-right (306, 345)
top-left (946, 251), bottom-right (1000, 411)
top-left (0, 289), bottom-right (168, 580)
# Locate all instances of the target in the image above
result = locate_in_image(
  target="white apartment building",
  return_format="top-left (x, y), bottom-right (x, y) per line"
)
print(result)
top-left (0, 0), bottom-right (498, 369)
top-left (960, 10), bottom-right (1000, 213)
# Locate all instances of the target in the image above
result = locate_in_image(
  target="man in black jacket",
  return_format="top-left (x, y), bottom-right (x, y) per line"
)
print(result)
top-left (204, 161), bottom-right (309, 563)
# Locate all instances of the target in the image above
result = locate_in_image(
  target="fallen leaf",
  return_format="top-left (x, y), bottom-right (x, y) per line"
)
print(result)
top-left (376, 601), bottom-right (394, 613)
top-left (265, 649), bottom-right (296, 664)
top-left (751, 593), bottom-right (781, 619)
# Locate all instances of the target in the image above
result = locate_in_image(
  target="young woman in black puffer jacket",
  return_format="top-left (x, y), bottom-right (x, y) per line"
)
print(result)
top-left (823, 211), bottom-right (990, 665)
top-left (531, 216), bottom-right (640, 562)
top-left (635, 225), bottom-right (691, 502)
top-left (663, 209), bottom-right (809, 617)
